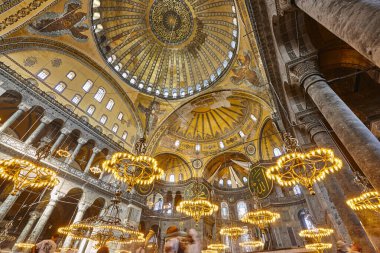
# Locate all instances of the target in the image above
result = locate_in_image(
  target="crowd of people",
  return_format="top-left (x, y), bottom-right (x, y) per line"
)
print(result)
top-left (337, 240), bottom-right (362, 253)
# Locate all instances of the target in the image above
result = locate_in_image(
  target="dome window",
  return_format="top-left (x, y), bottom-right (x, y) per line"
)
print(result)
top-left (37, 69), bottom-right (50, 80)
top-left (94, 87), bottom-right (106, 102)
top-left (100, 115), bottom-right (107, 124)
top-left (219, 141), bottom-right (225, 149)
top-left (238, 131), bottom-right (245, 138)
top-left (122, 131), bottom-right (128, 140)
top-left (174, 140), bottom-right (180, 148)
top-left (87, 105), bottom-right (96, 115)
top-left (82, 80), bottom-right (93, 92)
top-left (66, 71), bottom-right (76, 80)
top-left (71, 94), bottom-right (82, 105)
top-left (117, 112), bottom-right (123, 121)
top-left (250, 114), bottom-right (257, 122)
top-left (112, 124), bottom-right (119, 133)
top-left (195, 143), bottom-right (201, 153)
top-left (93, 12), bottom-right (100, 20)
top-left (106, 99), bottom-right (114, 110)
top-left (273, 148), bottom-right (282, 157)
top-left (54, 82), bottom-right (66, 93)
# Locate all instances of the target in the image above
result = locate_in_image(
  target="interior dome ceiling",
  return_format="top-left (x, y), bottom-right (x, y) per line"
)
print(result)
top-left (92, 0), bottom-right (239, 99)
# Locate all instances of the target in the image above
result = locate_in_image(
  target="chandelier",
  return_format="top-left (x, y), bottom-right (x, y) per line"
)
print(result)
top-left (0, 158), bottom-right (59, 195)
top-left (220, 226), bottom-right (248, 241)
top-left (58, 191), bottom-right (144, 248)
top-left (305, 243), bottom-right (332, 252)
top-left (241, 210), bottom-right (280, 228)
top-left (56, 147), bottom-right (71, 158)
top-left (14, 243), bottom-right (35, 249)
top-left (207, 243), bottom-right (228, 250)
top-left (176, 181), bottom-right (218, 223)
top-left (266, 133), bottom-right (342, 194)
top-left (347, 171), bottom-right (380, 212)
top-left (0, 221), bottom-right (16, 244)
top-left (239, 240), bottom-right (264, 248)
top-left (90, 166), bottom-right (102, 174)
top-left (299, 228), bottom-right (333, 240)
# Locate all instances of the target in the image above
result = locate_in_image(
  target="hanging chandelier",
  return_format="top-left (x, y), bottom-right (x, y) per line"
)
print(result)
top-left (176, 181), bottom-right (218, 223)
top-left (241, 210), bottom-right (280, 228)
top-left (207, 243), bottom-right (228, 251)
top-left (266, 133), bottom-right (342, 194)
top-left (299, 228), bottom-right (334, 240)
top-left (305, 243), bottom-right (332, 252)
top-left (90, 166), bottom-right (102, 174)
top-left (0, 158), bottom-right (59, 195)
top-left (58, 191), bottom-right (144, 248)
top-left (0, 221), bottom-right (16, 244)
top-left (56, 147), bottom-right (71, 158)
top-left (239, 240), bottom-right (264, 248)
top-left (220, 226), bottom-right (248, 241)
top-left (347, 172), bottom-right (380, 212)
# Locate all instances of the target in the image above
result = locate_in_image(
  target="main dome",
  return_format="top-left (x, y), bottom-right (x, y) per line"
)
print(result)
top-left (92, 0), bottom-right (239, 99)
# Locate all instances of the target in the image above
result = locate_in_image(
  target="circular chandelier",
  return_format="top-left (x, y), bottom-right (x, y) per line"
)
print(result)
top-left (220, 226), bottom-right (248, 240)
top-left (239, 240), bottom-right (264, 248)
top-left (299, 228), bottom-right (334, 240)
top-left (208, 243), bottom-right (228, 250)
top-left (58, 191), bottom-right (144, 248)
top-left (0, 158), bottom-right (59, 195)
top-left (266, 133), bottom-right (342, 194)
top-left (241, 210), bottom-right (280, 228)
top-left (305, 243), bottom-right (332, 252)
top-left (176, 197), bottom-right (218, 223)
top-left (102, 152), bottom-right (163, 192)
top-left (347, 191), bottom-right (380, 212)
top-left (14, 243), bottom-right (35, 249)
top-left (90, 166), bottom-right (102, 174)
top-left (56, 148), bottom-right (71, 158)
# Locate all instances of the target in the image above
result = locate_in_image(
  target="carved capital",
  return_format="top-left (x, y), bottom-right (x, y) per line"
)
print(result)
top-left (275, 0), bottom-right (296, 16)
top-left (92, 147), bottom-right (101, 154)
top-left (290, 60), bottom-right (321, 84)
top-left (18, 102), bottom-right (31, 111)
top-left (29, 211), bottom-right (41, 219)
top-left (296, 108), bottom-right (326, 140)
top-left (77, 138), bottom-right (88, 145)
top-left (60, 127), bottom-right (72, 135)
top-left (40, 116), bottom-right (53, 124)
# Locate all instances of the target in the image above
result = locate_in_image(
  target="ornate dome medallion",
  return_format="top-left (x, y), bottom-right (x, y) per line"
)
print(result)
top-left (92, 0), bottom-right (239, 99)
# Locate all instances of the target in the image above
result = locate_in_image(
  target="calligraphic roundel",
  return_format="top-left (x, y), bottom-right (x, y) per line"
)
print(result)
top-left (248, 166), bottom-right (273, 199)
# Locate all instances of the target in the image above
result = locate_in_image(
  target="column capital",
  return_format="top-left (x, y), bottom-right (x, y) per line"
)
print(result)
top-left (275, 0), bottom-right (296, 16)
top-left (295, 108), bottom-right (326, 141)
top-left (77, 138), bottom-right (88, 145)
top-left (29, 211), bottom-right (41, 219)
top-left (290, 59), bottom-right (321, 85)
top-left (92, 147), bottom-right (102, 154)
top-left (60, 127), bottom-right (72, 135)
top-left (40, 116), bottom-right (53, 124)
top-left (18, 102), bottom-right (31, 111)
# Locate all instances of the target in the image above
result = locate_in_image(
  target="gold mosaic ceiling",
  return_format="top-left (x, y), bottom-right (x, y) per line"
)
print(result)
top-left (92, 0), bottom-right (239, 99)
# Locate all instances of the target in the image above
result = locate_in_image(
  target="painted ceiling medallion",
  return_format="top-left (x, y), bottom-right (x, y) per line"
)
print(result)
top-left (92, 0), bottom-right (239, 99)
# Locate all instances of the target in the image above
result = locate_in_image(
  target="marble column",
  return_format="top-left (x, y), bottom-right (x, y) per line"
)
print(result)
top-left (62, 200), bottom-right (90, 250)
top-left (13, 211), bottom-right (41, 248)
top-left (0, 103), bottom-right (30, 133)
top-left (84, 147), bottom-right (101, 174)
top-left (28, 195), bottom-right (60, 242)
top-left (0, 191), bottom-right (21, 221)
top-left (50, 128), bottom-right (71, 154)
top-left (67, 138), bottom-right (87, 164)
top-left (298, 110), bottom-right (377, 252)
top-left (24, 116), bottom-right (52, 146)
top-left (292, 59), bottom-right (380, 192)
top-left (294, 0), bottom-right (380, 67)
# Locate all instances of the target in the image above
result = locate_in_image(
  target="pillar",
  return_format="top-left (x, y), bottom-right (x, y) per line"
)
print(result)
top-left (0, 191), bottom-right (21, 221)
top-left (0, 103), bottom-right (30, 133)
top-left (291, 59), bottom-right (380, 192)
top-left (13, 211), bottom-right (40, 248)
top-left (298, 110), bottom-right (377, 252)
top-left (50, 128), bottom-right (71, 154)
top-left (84, 147), bottom-right (101, 174)
top-left (28, 194), bottom-right (61, 242)
top-left (294, 0), bottom-right (380, 67)
top-left (67, 138), bottom-right (87, 164)
top-left (24, 116), bottom-right (52, 146)
top-left (62, 200), bottom-right (90, 250)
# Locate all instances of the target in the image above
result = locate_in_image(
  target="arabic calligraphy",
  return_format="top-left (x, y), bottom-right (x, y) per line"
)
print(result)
top-left (248, 166), bottom-right (273, 199)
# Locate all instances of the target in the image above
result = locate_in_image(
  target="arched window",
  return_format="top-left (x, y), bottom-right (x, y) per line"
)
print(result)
top-left (298, 209), bottom-right (315, 230)
top-left (237, 201), bottom-right (248, 219)
top-left (71, 94), bottom-right (82, 105)
top-left (169, 174), bottom-right (175, 182)
top-left (221, 202), bottom-right (229, 219)
top-left (94, 87), bottom-right (106, 102)
top-left (117, 112), bottom-right (123, 121)
top-left (227, 179), bottom-right (232, 187)
top-left (154, 198), bottom-right (163, 211)
top-left (66, 71), bottom-right (76, 80)
top-left (37, 69), bottom-right (50, 80)
top-left (100, 115), bottom-right (107, 124)
top-left (178, 173), bottom-right (183, 181)
top-left (219, 179), bottom-right (224, 186)
top-left (293, 185), bottom-right (302, 196)
top-left (273, 148), bottom-right (282, 157)
top-left (82, 80), bottom-right (93, 92)
top-left (106, 99), bottom-right (114, 110)
top-left (122, 131), bottom-right (128, 140)
top-left (174, 140), bottom-right (180, 148)
top-left (112, 124), bottom-right (119, 133)
top-left (243, 177), bottom-right (248, 184)
top-left (54, 82), bottom-right (66, 93)
top-left (239, 131), bottom-right (245, 138)
top-left (87, 105), bottom-right (96, 115)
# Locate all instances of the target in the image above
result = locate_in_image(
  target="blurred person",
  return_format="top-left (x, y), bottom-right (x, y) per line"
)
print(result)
top-left (96, 246), bottom-right (109, 253)
top-left (336, 240), bottom-right (349, 253)
top-left (31, 234), bottom-right (59, 253)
